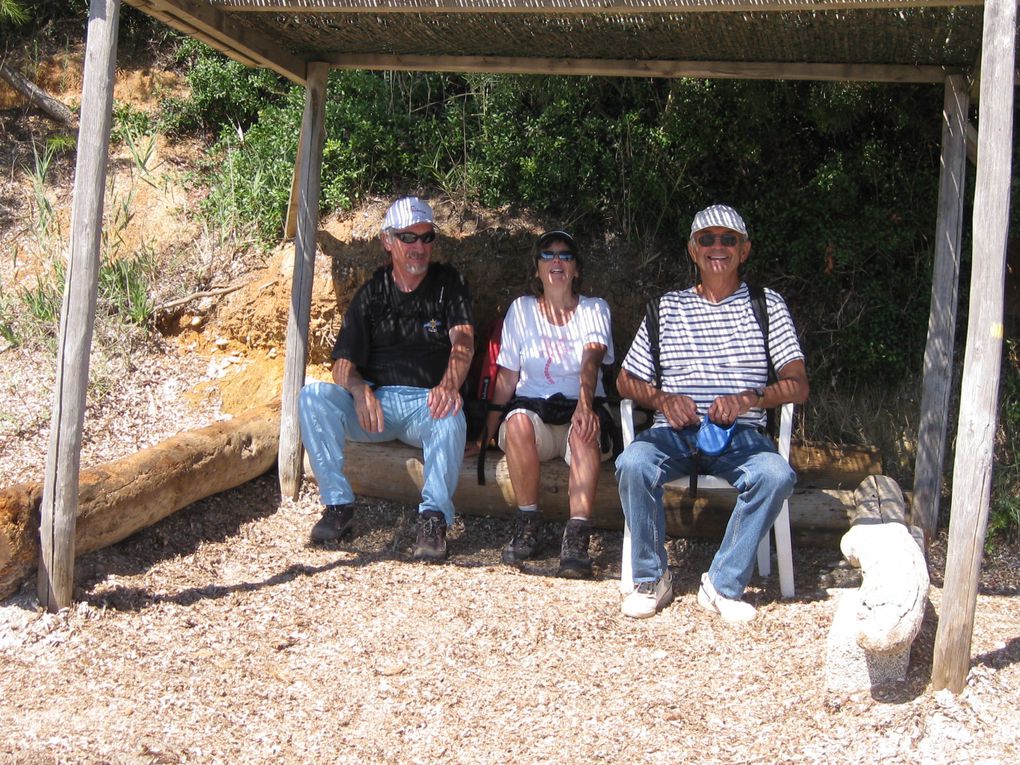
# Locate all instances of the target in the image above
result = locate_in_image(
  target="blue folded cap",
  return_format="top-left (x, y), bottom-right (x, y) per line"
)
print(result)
top-left (696, 414), bottom-right (735, 456)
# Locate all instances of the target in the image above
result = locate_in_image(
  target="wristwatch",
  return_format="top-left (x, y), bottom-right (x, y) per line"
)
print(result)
top-left (753, 387), bottom-right (766, 406)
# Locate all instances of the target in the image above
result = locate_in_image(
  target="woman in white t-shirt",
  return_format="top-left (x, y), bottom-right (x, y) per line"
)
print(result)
top-left (478, 230), bottom-right (614, 578)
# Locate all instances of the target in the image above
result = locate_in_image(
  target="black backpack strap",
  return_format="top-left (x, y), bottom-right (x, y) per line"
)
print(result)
top-left (747, 284), bottom-right (778, 438)
top-left (645, 296), bottom-right (662, 388)
top-left (476, 402), bottom-right (507, 486)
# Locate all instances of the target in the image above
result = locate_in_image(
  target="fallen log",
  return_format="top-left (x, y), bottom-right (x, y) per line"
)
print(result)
top-left (0, 402), bottom-right (280, 600)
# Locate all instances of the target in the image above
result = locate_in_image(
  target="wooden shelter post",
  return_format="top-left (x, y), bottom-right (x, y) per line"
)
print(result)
top-left (37, 0), bottom-right (121, 612)
top-left (933, 0), bottom-right (1016, 693)
top-left (279, 62), bottom-right (330, 499)
top-left (911, 74), bottom-right (970, 545)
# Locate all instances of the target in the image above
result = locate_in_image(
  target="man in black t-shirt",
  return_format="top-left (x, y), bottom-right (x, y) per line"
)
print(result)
top-left (299, 197), bottom-right (474, 561)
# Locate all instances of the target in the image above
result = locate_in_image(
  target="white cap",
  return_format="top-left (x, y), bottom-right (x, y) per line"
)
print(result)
top-left (690, 204), bottom-right (748, 237)
top-left (382, 196), bottom-right (434, 231)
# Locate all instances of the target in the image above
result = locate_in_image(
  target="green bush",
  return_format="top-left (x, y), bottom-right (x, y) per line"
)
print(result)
top-left (166, 45), bottom-right (950, 391)
top-left (990, 340), bottom-right (1020, 544)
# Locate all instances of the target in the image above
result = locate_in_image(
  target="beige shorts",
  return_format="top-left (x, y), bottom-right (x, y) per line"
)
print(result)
top-left (497, 408), bottom-right (613, 466)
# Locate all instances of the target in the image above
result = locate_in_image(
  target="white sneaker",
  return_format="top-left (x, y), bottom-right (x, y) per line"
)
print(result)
top-left (697, 573), bottom-right (756, 623)
top-left (621, 568), bottom-right (674, 619)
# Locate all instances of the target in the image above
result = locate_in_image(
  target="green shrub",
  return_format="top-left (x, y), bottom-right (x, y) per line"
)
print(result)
top-left (167, 46), bottom-right (950, 391)
top-left (159, 38), bottom-right (289, 136)
top-left (989, 340), bottom-right (1020, 544)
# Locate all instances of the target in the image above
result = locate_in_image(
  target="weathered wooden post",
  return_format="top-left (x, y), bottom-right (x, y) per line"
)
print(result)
top-left (933, 0), bottom-right (1016, 693)
top-left (37, 0), bottom-right (120, 612)
top-left (279, 62), bottom-right (330, 499)
top-left (911, 74), bottom-right (969, 546)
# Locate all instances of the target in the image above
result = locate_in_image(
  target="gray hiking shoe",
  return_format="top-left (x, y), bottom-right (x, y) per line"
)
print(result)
top-left (501, 510), bottom-right (543, 564)
top-left (557, 519), bottom-right (593, 579)
top-left (412, 511), bottom-right (448, 562)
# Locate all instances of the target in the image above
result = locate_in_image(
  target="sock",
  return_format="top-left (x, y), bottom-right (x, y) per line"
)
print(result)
top-left (518, 504), bottom-right (538, 513)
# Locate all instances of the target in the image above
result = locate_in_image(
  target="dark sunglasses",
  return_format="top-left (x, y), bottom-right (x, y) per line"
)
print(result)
top-left (696, 232), bottom-right (740, 247)
top-left (537, 250), bottom-right (576, 261)
top-left (391, 230), bottom-right (436, 244)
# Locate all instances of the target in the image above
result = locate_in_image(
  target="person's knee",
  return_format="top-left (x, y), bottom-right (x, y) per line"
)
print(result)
top-left (432, 409), bottom-right (467, 441)
top-left (615, 441), bottom-right (656, 482)
top-left (505, 412), bottom-right (536, 442)
top-left (759, 454), bottom-right (796, 497)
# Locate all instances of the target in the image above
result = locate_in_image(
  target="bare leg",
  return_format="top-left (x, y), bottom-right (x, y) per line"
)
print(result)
top-left (504, 412), bottom-right (542, 506)
top-left (567, 428), bottom-right (601, 520)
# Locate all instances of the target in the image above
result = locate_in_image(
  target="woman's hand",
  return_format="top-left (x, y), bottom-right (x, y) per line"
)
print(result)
top-left (571, 404), bottom-right (600, 443)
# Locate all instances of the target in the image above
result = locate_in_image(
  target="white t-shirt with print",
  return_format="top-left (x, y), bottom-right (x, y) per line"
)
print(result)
top-left (497, 295), bottom-right (615, 399)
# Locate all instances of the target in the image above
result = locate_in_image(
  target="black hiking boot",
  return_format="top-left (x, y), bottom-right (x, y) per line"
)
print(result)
top-left (557, 518), bottom-right (594, 579)
top-left (412, 511), bottom-right (448, 562)
top-left (501, 510), bottom-right (543, 564)
top-left (309, 504), bottom-right (355, 543)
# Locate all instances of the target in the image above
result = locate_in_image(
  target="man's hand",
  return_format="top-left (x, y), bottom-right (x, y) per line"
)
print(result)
top-left (707, 391), bottom-right (757, 426)
top-left (660, 393), bottom-right (699, 430)
top-left (353, 385), bottom-right (384, 433)
top-left (428, 381), bottom-right (463, 419)
top-left (570, 404), bottom-right (600, 444)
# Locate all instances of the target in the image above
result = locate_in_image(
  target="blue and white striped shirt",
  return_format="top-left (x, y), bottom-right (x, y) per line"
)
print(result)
top-left (622, 283), bottom-right (804, 429)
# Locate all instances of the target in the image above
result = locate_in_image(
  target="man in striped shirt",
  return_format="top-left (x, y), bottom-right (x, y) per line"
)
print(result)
top-left (616, 204), bottom-right (809, 623)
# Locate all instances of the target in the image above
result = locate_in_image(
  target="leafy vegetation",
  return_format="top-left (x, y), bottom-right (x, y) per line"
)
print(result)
top-left (172, 55), bottom-right (946, 391)
top-left (990, 341), bottom-right (1020, 545)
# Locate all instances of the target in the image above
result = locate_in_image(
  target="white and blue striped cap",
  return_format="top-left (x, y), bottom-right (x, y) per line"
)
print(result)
top-left (382, 196), bottom-right (434, 231)
top-left (690, 204), bottom-right (748, 237)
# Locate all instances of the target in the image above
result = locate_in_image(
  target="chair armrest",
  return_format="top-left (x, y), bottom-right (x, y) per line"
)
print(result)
top-left (620, 398), bottom-right (636, 448)
top-left (778, 402), bottom-right (794, 462)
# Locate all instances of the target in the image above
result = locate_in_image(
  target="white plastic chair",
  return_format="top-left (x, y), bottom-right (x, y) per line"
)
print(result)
top-left (618, 399), bottom-right (795, 598)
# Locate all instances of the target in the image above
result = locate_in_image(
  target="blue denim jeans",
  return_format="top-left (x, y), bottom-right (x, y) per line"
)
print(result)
top-left (615, 424), bottom-right (795, 599)
top-left (299, 382), bottom-right (466, 525)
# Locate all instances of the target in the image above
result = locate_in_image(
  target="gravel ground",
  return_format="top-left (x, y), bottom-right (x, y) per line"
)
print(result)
top-left (1, 341), bottom-right (1019, 765)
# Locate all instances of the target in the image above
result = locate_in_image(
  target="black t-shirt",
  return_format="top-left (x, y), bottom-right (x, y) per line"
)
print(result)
top-left (332, 262), bottom-right (473, 388)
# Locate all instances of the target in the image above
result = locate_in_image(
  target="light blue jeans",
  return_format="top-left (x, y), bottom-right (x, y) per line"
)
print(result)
top-left (615, 424), bottom-right (795, 599)
top-left (298, 382), bottom-right (466, 524)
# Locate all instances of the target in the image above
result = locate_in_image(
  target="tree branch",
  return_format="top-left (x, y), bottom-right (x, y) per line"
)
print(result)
top-left (0, 59), bottom-right (75, 126)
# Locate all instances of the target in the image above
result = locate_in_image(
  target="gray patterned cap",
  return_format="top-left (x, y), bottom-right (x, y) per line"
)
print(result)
top-left (690, 204), bottom-right (748, 237)
top-left (382, 196), bottom-right (434, 231)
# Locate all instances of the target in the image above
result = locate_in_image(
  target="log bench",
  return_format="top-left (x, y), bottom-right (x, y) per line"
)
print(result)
top-left (1, 401), bottom-right (876, 600)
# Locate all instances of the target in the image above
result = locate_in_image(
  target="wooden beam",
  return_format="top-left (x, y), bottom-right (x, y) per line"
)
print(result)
top-left (327, 53), bottom-right (951, 83)
top-left (911, 73), bottom-right (968, 546)
top-left (124, 0), bottom-right (308, 84)
top-left (219, 0), bottom-right (984, 13)
top-left (283, 118), bottom-right (306, 241)
top-left (37, 0), bottom-right (121, 613)
top-left (933, 0), bottom-right (1015, 694)
top-left (279, 62), bottom-right (330, 499)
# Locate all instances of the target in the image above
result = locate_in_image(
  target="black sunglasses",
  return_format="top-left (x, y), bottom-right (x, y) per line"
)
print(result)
top-left (537, 250), bottom-right (576, 261)
top-left (391, 230), bottom-right (436, 244)
top-left (696, 232), bottom-right (740, 247)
